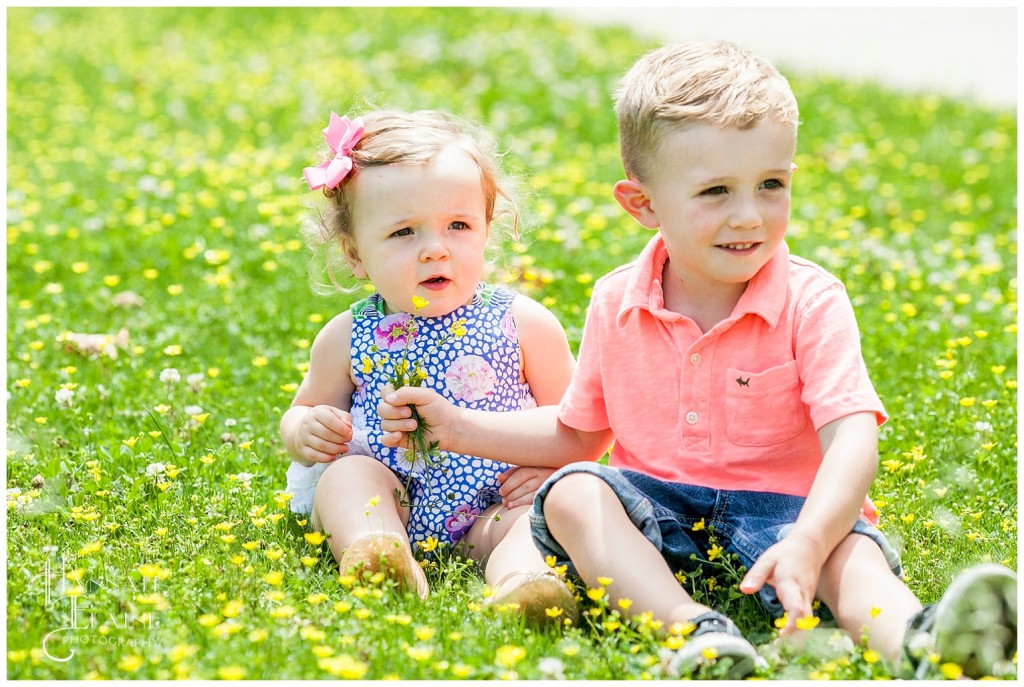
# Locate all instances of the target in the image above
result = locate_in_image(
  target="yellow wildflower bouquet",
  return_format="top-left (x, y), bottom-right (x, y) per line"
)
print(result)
top-left (368, 296), bottom-right (468, 506)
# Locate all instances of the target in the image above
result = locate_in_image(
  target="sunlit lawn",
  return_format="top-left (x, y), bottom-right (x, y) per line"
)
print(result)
top-left (6, 7), bottom-right (1017, 680)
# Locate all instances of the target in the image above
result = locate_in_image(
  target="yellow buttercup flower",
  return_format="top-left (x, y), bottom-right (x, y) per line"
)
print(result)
top-left (795, 615), bottom-right (820, 630)
top-left (304, 531), bottom-right (326, 546)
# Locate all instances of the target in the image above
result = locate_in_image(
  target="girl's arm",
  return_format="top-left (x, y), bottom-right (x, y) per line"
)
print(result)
top-left (739, 411), bottom-right (879, 628)
top-left (512, 294), bottom-right (576, 405)
top-left (280, 311), bottom-right (357, 466)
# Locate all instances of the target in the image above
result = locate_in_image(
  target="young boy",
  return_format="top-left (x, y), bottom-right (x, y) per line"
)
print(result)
top-left (379, 41), bottom-right (1016, 679)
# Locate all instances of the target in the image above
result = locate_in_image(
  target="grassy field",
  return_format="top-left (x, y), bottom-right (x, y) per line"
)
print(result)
top-left (5, 6), bottom-right (1017, 680)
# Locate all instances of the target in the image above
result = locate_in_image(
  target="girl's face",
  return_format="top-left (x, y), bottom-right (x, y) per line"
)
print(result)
top-left (345, 145), bottom-right (490, 317)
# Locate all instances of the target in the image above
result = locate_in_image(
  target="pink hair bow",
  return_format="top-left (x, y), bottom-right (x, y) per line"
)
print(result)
top-left (303, 112), bottom-right (365, 190)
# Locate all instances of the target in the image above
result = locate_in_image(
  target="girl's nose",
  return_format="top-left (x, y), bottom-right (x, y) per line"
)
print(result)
top-left (419, 235), bottom-right (450, 262)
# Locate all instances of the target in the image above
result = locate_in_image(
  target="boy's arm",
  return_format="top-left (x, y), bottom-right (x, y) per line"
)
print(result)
top-left (497, 295), bottom-right (578, 506)
top-left (379, 388), bottom-right (613, 468)
top-left (739, 411), bottom-right (879, 629)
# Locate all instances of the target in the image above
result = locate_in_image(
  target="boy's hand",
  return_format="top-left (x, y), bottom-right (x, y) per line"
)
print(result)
top-left (497, 466), bottom-right (555, 509)
top-left (294, 405), bottom-right (352, 464)
top-left (739, 533), bottom-right (826, 636)
top-left (378, 386), bottom-right (458, 451)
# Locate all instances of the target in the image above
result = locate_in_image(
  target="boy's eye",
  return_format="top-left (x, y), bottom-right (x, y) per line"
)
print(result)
top-left (449, 221), bottom-right (470, 231)
top-left (391, 227), bottom-right (414, 238)
top-left (701, 186), bottom-right (728, 196)
top-left (761, 179), bottom-right (785, 190)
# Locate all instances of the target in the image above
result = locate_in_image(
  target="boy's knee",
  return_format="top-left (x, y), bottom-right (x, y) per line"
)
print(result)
top-left (543, 472), bottom-right (609, 528)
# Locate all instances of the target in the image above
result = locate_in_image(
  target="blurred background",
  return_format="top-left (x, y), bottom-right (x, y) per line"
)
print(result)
top-left (550, 6), bottom-right (1016, 108)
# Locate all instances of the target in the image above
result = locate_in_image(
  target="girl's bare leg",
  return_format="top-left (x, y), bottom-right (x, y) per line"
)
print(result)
top-left (817, 532), bottom-right (923, 662)
top-left (463, 504), bottom-right (546, 579)
top-left (463, 503), bottom-right (576, 623)
top-left (311, 454), bottom-right (427, 597)
top-left (542, 472), bottom-right (708, 626)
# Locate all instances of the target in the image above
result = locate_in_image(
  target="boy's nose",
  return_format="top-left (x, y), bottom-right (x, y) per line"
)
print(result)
top-left (729, 198), bottom-right (762, 230)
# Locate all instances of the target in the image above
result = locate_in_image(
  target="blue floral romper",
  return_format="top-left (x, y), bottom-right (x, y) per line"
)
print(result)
top-left (287, 283), bottom-right (537, 545)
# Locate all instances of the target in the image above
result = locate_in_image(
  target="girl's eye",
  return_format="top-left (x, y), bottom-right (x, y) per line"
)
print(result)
top-left (391, 227), bottom-right (413, 238)
top-left (761, 178), bottom-right (785, 190)
top-left (449, 221), bottom-right (470, 231)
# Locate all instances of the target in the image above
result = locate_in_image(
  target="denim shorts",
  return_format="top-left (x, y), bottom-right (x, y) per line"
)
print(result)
top-left (529, 462), bottom-right (903, 619)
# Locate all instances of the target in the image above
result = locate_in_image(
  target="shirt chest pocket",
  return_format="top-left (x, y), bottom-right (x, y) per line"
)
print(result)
top-left (725, 361), bottom-right (807, 446)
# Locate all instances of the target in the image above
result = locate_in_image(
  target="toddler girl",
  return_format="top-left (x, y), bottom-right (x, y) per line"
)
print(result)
top-left (280, 109), bottom-right (577, 623)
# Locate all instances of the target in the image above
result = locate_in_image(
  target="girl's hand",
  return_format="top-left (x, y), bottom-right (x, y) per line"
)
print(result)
top-left (294, 405), bottom-right (353, 464)
top-left (378, 386), bottom-right (458, 451)
top-left (497, 466), bottom-right (555, 509)
top-left (739, 533), bottom-right (826, 636)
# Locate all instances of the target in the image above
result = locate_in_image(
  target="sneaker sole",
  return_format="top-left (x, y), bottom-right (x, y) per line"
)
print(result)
top-left (668, 633), bottom-right (764, 679)
top-left (931, 563), bottom-right (1017, 678)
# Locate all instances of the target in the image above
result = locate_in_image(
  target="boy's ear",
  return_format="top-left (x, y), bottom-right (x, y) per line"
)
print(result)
top-left (613, 178), bottom-right (660, 229)
top-left (341, 237), bottom-right (368, 279)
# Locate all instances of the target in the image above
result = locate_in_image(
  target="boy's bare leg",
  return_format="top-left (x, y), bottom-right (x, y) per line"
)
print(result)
top-left (542, 472), bottom-right (708, 626)
top-left (816, 532), bottom-right (922, 662)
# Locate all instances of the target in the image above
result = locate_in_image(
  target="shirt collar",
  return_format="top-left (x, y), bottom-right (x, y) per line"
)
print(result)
top-left (617, 234), bottom-right (790, 331)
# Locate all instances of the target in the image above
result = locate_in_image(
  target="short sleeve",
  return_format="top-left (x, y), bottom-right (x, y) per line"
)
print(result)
top-left (794, 283), bottom-right (887, 430)
top-left (558, 293), bottom-right (611, 432)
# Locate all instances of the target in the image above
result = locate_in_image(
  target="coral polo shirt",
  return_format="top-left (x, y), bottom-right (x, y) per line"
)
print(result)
top-left (559, 234), bottom-right (887, 499)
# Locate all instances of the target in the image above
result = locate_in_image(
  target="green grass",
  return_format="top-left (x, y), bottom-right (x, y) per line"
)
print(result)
top-left (6, 6), bottom-right (1017, 680)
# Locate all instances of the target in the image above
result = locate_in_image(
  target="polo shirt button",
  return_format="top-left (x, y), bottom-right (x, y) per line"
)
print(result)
top-left (690, 353), bottom-right (702, 365)
top-left (685, 411), bottom-right (699, 425)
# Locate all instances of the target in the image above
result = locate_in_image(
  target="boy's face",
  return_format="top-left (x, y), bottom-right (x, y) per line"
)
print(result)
top-left (619, 120), bottom-right (796, 293)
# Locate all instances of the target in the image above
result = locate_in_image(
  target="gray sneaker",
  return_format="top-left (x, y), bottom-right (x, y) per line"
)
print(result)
top-left (902, 563), bottom-right (1017, 679)
top-left (664, 611), bottom-right (766, 679)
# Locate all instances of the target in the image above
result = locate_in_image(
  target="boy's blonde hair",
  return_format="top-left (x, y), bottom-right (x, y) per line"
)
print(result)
top-left (303, 109), bottom-right (519, 294)
top-left (614, 41), bottom-right (800, 181)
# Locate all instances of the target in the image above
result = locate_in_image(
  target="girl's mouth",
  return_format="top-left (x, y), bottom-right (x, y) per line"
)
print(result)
top-left (421, 276), bottom-right (450, 290)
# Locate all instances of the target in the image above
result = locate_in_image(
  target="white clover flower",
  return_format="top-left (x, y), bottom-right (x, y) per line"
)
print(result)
top-left (975, 421), bottom-right (993, 433)
top-left (537, 658), bottom-right (565, 680)
top-left (138, 175), bottom-right (159, 193)
top-left (159, 368), bottom-right (181, 384)
top-left (7, 487), bottom-right (36, 513)
top-left (184, 405), bottom-right (204, 417)
top-left (145, 462), bottom-right (167, 479)
top-left (235, 472), bottom-right (254, 484)
top-left (187, 373), bottom-right (204, 388)
top-left (904, 630), bottom-right (934, 658)
top-left (54, 387), bottom-right (74, 407)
